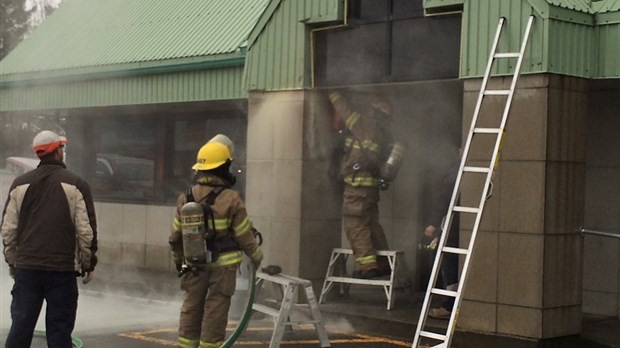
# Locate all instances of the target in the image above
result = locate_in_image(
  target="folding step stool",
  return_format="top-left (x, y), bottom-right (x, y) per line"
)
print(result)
top-left (318, 248), bottom-right (405, 310)
top-left (252, 272), bottom-right (330, 348)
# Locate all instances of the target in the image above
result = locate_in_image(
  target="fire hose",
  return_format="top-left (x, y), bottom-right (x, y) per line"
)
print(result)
top-left (220, 228), bottom-right (268, 347)
top-left (220, 261), bottom-right (258, 348)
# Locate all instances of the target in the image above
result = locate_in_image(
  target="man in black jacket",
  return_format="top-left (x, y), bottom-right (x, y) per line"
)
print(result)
top-left (1, 130), bottom-right (98, 348)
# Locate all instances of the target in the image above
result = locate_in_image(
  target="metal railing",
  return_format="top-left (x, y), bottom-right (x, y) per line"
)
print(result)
top-left (580, 228), bottom-right (620, 239)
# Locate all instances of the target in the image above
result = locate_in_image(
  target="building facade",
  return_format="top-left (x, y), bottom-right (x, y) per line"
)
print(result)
top-left (1, 0), bottom-right (619, 345)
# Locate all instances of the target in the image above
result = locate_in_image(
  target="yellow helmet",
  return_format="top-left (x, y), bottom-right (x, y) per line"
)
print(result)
top-left (192, 142), bottom-right (232, 171)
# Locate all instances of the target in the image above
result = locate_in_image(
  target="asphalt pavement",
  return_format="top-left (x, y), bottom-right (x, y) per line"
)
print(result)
top-left (1, 263), bottom-right (619, 348)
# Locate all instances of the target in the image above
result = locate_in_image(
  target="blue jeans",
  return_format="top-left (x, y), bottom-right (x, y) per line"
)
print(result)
top-left (6, 269), bottom-right (78, 348)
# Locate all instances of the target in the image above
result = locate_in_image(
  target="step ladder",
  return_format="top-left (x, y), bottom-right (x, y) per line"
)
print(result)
top-left (252, 272), bottom-right (330, 348)
top-left (412, 15), bottom-right (535, 348)
top-left (318, 248), bottom-right (404, 310)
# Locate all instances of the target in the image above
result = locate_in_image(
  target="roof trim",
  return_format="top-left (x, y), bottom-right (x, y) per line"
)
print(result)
top-left (0, 52), bottom-right (246, 87)
top-left (528, 0), bottom-right (552, 18)
top-left (596, 9), bottom-right (620, 24)
top-left (549, 4), bottom-right (596, 24)
top-left (423, 0), bottom-right (465, 9)
top-left (248, 0), bottom-right (283, 48)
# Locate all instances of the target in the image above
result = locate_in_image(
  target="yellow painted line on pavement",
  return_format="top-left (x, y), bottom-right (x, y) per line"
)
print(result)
top-left (118, 328), bottom-right (177, 346)
top-left (119, 325), bottom-right (412, 347)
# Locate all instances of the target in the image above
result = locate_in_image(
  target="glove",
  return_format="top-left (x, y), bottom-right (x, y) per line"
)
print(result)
top-left (82, 271), bottom-right (94, 285)
top-left (251, 227), bottom-right (263, 246)
top-left (9, 265), bottom-right (15, 279)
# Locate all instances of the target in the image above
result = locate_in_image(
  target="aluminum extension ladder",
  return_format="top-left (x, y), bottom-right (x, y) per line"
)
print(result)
top-left (252, 272), bottom-right (330, 348)
top-left (319, 248), bottom-right (404, 310)
top-left (412, 15), bottom-right (535, 348)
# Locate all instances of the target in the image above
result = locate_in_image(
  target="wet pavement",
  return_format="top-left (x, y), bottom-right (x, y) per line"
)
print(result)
top-left (1, 263), bottom-right (619, 347)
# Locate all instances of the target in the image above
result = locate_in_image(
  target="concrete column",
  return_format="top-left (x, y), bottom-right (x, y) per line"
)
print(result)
top-left (246, 90), bottom-right (305, 276)
top-left (458, 74), bottom-right (586, 344)
top-left (246, 89), bottom-right (352, 283)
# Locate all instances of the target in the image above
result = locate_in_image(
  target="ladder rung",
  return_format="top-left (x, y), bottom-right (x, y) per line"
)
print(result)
top-left (463, 166), bottom-right (490, 173)
top-left (483, 90), bottom-right (511, 96)
top-left (473, 127), bottom-right (501, 134)
top-left (431, 288), bottom-right (458, 297)
top-left (252, 303), bottom-right (280, 317)
top-left (453, 206), bottom-right (480, 214)
top-left (442, 247), bottom-right (469, 255)
top-left (326, 276), bottom-right (391, 286)
top-left (431, 344), bottom-right (446, 348)
top-left (420, 330), bottom-right (446, 341)
top-left (494, 52), bottom-right (520, 58)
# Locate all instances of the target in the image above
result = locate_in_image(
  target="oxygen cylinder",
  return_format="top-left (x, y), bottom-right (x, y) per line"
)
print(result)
top-left (180, 202), bottom-right (209, 266)
top-left (380, 141), bottom-right (407, 182)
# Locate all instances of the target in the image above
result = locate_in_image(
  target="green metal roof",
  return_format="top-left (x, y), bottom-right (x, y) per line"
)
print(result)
top-left (546, 0), bottom-right (595, 14)
top-left (0, 0), bottom-right (270, 81)
top-left (593, 0), bottom-right (620, 13)
top-left (548, 0), bottom-right (620, 14)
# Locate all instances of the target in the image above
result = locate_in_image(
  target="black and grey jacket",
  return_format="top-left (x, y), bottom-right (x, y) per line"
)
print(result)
top-left (1, 159), bottom-right (98, 273)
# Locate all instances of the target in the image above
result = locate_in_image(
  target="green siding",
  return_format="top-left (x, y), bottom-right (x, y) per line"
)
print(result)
top-left (461, 0), bottom-right (547, 78)
top-left (244, 0), bottom-right (341, 91)
top-left (459, 0), bottom-right (620, 79)
top-left (0, 67), bottom-right (245, 112)
top-left (547, 19), bottom-right (595, 76)
top-left (596, 23), bottom-right (620, 77)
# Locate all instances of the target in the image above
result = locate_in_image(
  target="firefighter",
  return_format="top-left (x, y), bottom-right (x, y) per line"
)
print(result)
top-left (169, 140), bottom-right (263, 348)
top-left (328, 91), bottom-right (394, 279)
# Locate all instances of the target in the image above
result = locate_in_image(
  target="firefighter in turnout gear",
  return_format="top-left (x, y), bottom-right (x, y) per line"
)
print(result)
top-left (169, 140), bottom-right (263, 348)
top-left (328, 91), bottom-right (394, 279)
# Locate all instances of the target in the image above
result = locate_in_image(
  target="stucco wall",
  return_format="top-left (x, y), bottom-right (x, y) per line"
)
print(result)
top-left (95, 202), bottom-right (176, 272)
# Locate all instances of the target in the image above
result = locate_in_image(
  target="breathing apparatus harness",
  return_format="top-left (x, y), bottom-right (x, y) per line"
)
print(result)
top-left (179, 185), bottom-right (238, 277)
top-left (341, 114), bottom-right (395, 190)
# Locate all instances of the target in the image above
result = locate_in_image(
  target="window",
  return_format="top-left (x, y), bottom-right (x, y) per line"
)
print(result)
top-left (72, 102), bottom-right (247, 204)
top-left (314, 0), bottom-right (460, 86)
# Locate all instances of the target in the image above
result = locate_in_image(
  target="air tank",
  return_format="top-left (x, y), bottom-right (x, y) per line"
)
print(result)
top-left (180, 202), bottom-right (208, 266)
top-left (380, 141), bottom-right (407, 182)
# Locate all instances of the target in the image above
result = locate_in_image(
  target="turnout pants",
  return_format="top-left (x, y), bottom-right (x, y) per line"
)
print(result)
top-left (342, 185), bottom-right (389, 271)
top-left (178, 264), bottom-right (238, 347)
top-left (6, 269), bottom-right (78, 348)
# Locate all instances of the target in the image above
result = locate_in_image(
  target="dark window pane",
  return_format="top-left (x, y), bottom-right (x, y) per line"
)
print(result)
top-left (393, 0), bottom-right (424, 18)
top-left (89, 119), bottom-right (156, 201)
top-left (318, 22), bottom-right (389, 85)
top-left (391, 16), bottom-right (461, 81)
top-left (351, 0), bottom-right (390, 20)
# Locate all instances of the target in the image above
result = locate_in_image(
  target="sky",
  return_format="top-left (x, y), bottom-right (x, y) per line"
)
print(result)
top-left (25, 0), bottom-right (63, 26)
